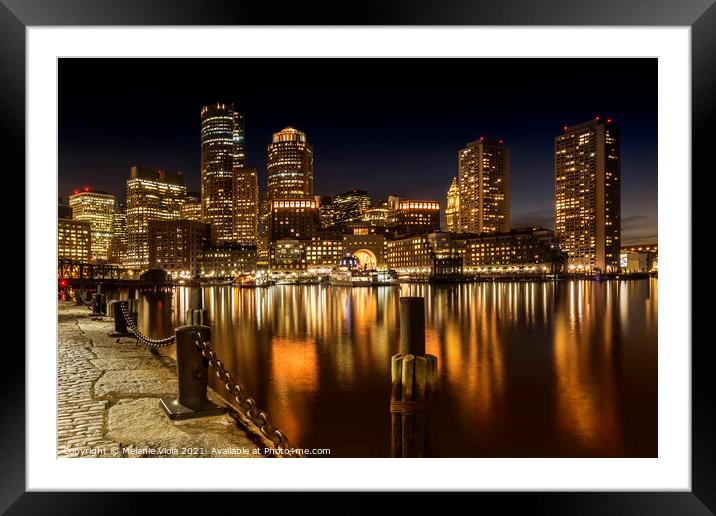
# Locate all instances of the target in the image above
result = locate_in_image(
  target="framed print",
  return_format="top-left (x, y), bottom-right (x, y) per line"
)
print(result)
top-left (4, 0), bottom-right (715, 511)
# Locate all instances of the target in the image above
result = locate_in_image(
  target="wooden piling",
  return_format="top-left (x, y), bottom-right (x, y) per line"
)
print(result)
top-left (390, 354), bottom-right (403, 457)
top-left (390, 296), bottom-right (438, 458)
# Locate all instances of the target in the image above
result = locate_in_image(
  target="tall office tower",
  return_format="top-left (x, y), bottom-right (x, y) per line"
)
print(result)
top-left (555, 117), bottom-right (621, 272)
top-left (457, 138), bottom-right (510, 234)
top-left (266, 127), bottom-right (314, 200)
top-left (332, 189), bottom-right (371, 225)
top-left (233, 167), bottom-right (259, 245)
top-left (68, 188), bottom-right (115, 262)
top-left (200, 102), bottom-right (245, 243)
top-left (126, 165), bottom-right (186, 269)
top-left (445, 177), bottom-right (460, 233)
top-left (108, 201), bottom-right (128, 263)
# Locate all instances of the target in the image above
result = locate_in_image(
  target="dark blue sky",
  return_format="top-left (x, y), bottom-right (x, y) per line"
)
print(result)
top-left (58, 58), bottom-right (657, 245)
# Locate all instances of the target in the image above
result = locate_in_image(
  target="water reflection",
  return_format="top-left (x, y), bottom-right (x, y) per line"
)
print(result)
top-left (153, 279), bottom-right (657, 457)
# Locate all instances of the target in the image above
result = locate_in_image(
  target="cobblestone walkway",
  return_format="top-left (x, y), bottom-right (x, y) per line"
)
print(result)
top-left (57, 302), bottom-right (266, 458)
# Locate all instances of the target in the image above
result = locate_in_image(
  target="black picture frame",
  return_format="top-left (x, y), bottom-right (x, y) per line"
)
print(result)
top-left (3, 0), bottom-right (714, 512)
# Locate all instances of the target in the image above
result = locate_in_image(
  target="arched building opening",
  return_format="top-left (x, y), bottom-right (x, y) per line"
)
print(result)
top-left (352, 249), bottom-right (377, 270)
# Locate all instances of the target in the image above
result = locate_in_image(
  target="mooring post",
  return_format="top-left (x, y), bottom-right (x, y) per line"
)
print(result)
top-left (127, 286), bottom-right (137, 316)
top-left (185, 286), bottom-right (208, 326)
top-left (91, 293), bottom-right (103, 315)
top-left (97, 283), bottom-right (108, 314)
top-left (108, 300), bottom-right (131, 337)
top-left (400, 297), bottom-right (425, 356)
top-left (159, 325), bottom-right (227, 420)
top-left (390, 296), bottom-right (438, 457)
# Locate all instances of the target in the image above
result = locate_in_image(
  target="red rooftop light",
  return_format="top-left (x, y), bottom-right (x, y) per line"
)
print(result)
top-left (607, 118), bottom-right (613, 123)
top-left (563, 125), bottom-right (568, 131)
top-left (73, 189), bottom-right (80, 194)
top-left (595, 116), bottom-right (601, 121)
top-left (479, 136), bottom-right (485, 142)
top-left (499, 139), bottom-right (504, 144)
top-left (83, 186), bottom-right (90, 192)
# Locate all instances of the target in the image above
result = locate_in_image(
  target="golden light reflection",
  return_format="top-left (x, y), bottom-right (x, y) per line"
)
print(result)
top-left (161, 280), bottom-right (655, 457)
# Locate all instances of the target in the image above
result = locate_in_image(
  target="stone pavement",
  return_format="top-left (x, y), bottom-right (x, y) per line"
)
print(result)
top-left (57, 302), bottom-right (267, 458)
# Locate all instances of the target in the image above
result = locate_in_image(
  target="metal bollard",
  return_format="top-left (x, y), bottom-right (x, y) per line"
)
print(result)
top-left (159, 325), bottom-right (227, 421)
top-left (108, 300), bottom-right (131, 337)
top-left (91, 293), bottom-right (104, 315)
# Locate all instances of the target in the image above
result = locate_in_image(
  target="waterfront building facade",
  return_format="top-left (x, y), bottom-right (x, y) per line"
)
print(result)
top-left (270, 239), bottom-right (306, 272)
top-left (343, 233), bottom-right (387, 270)
top-left (269, 197), bottom-right (320, 241)
top-left (148, 219), bottom-right (211, 279)
top-left (458, 138), bottom-right (510, 233)
top-left (233, 167), bottom-right (259, 245)
top-left (386, 232), bottom-right (460, 279)
top-left (456, 227), bottom-right (564, 273)
top-left (200, 103), bottom-right (245, 243)
top-left (388, 196), bottom-right (441, 236)
top-left (199, 243), bottom-right (257, 278)
top-left (305, 235), bottom-right (344, 271)
top-left (58, 218), bottom-right (91, 262)
top-left (126, 165), bottom-right (186, 269)
top-left (555, 118), bottom-right (621, 272)
top-left (68, 189), bottom-right (115, 262)
top-left (445, 177), bottom-right (460, 233)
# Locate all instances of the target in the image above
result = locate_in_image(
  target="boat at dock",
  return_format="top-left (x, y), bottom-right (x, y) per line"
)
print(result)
top-left (330, 256), bottom-right (374, 287)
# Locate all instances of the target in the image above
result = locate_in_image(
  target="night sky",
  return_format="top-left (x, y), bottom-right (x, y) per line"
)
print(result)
top-left (58, 58), bottom-right (657, 245)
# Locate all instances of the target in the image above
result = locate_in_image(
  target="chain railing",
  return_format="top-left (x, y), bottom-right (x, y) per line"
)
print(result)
top-left (120, 301), bottom-right (176, 348)
top-left (80, 290), bottom-right (94, 308)
top-left (116, 300), bottom-right (291, 452)
top-left (192, 329), bottom-right (291, 450)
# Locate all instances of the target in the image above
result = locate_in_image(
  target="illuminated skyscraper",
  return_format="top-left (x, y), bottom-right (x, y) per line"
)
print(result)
top-left (68, 188), bottom-right (115, 262)
top-left (555, 117), bottom-right (621, 272)
top-left (445, 177), bottom-right (460, 233)
top-left (200, 102), bottom-right (245, 243)
top-left (108, 201), bottom-right (128, 263)
top-left (126, 165), bottom-right (186, 269)
top-left (458, 138), bottom-right (510, 234)
top-left (266, 127), bottom-right (313, 200)
top-left (233, 167), bottom-right (259, 245)
top-left (333, 189), bottom-right (371, 225)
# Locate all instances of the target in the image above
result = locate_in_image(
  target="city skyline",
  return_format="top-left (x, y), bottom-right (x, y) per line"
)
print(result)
top-left (58, 58), bottom-right (657, 245)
